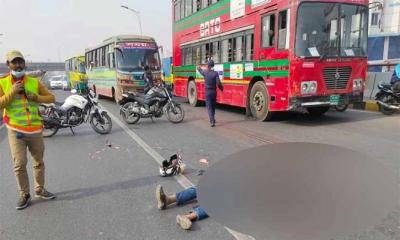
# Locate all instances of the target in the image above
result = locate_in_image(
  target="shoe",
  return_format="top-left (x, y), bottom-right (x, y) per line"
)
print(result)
top-left (16, 193), bottom-right (31, 210)
top-left (211, 122), bottom-right (215, 127)
top-left (35, 189), bottom-right (56, 200)
top-left (176, 215), bottom-right (192, 230)
top-left (156, 184), bottom-right (167, 210)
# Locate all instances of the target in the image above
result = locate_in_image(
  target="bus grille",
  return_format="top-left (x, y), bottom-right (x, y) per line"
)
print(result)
top-left (323, 67), bottom-right (352, 90)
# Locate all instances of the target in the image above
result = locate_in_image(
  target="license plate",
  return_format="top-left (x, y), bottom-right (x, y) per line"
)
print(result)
top-left (330, 95), bottom-right (340, 105)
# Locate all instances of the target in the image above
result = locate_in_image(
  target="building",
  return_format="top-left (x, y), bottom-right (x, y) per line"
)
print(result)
top-left (368, 0), bottom-right (400, 72)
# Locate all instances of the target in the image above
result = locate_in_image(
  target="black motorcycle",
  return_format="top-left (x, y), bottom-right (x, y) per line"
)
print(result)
top-left (375, 83), bottom-right (400, 115)
top-left (119, 84), bottom-right (184, 124)
top-left (40, 90), bottom-right (112, 137)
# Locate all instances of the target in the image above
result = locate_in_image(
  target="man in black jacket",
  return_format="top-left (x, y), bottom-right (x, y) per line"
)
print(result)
top-left (197, 60), bottom-right (223, 127)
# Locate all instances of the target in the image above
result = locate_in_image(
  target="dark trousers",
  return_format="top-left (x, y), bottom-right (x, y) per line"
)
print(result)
top-left (206, 90), bottom-right (217, 123)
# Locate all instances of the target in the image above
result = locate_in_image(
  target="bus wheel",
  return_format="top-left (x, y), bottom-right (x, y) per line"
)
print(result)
top-left (249, 81), bottom-right (274, 121)
top-left (307, 106), bottom-right (330, 116)
top-left (187, 81), bottom-right (199, 107)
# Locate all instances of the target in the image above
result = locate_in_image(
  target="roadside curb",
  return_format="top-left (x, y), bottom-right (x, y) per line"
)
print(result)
top-left (350, 100), bottom-right (380, 112)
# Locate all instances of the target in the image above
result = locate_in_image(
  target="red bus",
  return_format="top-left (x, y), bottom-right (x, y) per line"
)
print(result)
top-left (172, 0), bottom-right (368, 120)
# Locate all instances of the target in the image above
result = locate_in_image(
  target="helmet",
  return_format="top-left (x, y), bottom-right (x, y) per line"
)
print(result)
top-left (395, 64), bottom-right (400, 78)
top-left (159, 154), bottom-right (185, 177)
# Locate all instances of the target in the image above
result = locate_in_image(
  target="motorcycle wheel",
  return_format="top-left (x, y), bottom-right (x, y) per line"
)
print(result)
top-left (42, 112), bottom-right (59, 138)
top-left (334, 104), bottom-right (348, 112)
top-left (166, 103), bottom-right (185, 123)
top-left (377, 94), bottom-right (396, 115)
top-left (90, 112), bottom-right (112, 134)
top-left (121, 102), bottom-right (141, 124)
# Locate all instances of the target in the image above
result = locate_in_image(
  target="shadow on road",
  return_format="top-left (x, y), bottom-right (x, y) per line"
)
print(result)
top-left (38, 175), bottom-right (172, 202)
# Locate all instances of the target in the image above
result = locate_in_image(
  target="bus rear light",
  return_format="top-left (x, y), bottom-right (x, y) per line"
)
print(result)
top-left (301, 81), bottom-right (317, 95)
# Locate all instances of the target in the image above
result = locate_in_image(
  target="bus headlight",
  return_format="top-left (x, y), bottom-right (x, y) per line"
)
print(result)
top-left (301, 81), bottom-right (317, 94)
top-left (353, 79), bottom-right (363, 91)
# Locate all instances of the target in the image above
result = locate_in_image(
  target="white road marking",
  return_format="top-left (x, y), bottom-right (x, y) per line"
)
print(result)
top-left (104, 107), bottom-right (255, 240)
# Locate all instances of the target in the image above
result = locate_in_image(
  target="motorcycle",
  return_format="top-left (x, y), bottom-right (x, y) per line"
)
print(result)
top-left (40, 89), bottom-right (112, 137)
top-left (375, 83), bottom-right (400, 115)
top-left (119, 83), bottom-right (184, 124)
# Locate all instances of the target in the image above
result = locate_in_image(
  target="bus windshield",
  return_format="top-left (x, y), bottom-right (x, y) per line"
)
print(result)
top-left (295, 3), bottom-right (368, 58)
top-left (116, 43), bottom-right (160, 72)
top-left (78, 62), bottom-right (86, 73)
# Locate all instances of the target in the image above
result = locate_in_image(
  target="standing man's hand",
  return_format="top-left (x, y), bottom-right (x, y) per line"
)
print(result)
top-left (12, 80), bottom-right (24, 94)
top-left (26, 94), bottom-right (38, 102)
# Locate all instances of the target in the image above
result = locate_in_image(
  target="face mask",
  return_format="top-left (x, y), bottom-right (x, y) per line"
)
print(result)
top-left (11, 70), bottom-right (25, 79)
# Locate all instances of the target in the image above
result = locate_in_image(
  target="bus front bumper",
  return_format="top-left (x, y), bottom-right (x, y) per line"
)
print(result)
top-left (289, 93), bottom-right (364, 110)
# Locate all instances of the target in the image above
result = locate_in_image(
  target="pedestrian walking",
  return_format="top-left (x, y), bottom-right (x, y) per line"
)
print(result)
top-left (197, 60), bottom-right (223, 127)
top-left (0, 50), bottom-right (56, 210)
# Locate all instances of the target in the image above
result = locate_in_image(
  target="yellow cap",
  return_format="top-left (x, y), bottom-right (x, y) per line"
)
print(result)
top-left (6, 50), bottom-right (24, 62)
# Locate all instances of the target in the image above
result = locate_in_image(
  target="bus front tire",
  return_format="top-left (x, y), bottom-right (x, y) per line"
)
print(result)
top-left (187, 81), bottom-right (199, 107)
top-left (249, 81), bottom-right (274, 121)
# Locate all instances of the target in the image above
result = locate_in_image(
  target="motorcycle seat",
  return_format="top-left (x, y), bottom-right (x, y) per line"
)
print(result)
top-left (133, 96), bottom-right (146, 105)
top-left (379, 84), bottom-right (393, 90)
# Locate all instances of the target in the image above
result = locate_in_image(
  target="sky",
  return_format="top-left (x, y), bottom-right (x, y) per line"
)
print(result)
top-left (0, 0), bottom-right (172, 62)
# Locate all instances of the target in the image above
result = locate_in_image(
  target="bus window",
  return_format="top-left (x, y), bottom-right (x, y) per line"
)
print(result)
top-left (193, 0), bottom-right (200, 13)
top-left (278, 10), bottom-right (290, 50)
top-left (175, 2), bottom-right (181, 21)
top-left (245, 33), bottom-right (254, 61)
top-left (181, 0), bottom-right (185, 19)
top-left (221, 39), bottom-right (229, 62)
top-left (262, 14), bottom-right (275, 48)
top-left (193, 46), bottom-right (201, 65)
top-left (234, 36), bottom-right (244, 62)
top-left (211, 41), bottom-right (220, 63)
top-left (201, 44), bottom-right (208, 64)
top-left (228, 38), bottom-right (234, 62)
top-left (182, 48), bottom-right (187, 65)
top-left (185, 0), bottom-right (192, 17)
top-left (186, 48), bottom-right (193, 65)
top-left (78, 62), bottom-right (86, 74)
top-left (202, 0), bottom-right (210, 9)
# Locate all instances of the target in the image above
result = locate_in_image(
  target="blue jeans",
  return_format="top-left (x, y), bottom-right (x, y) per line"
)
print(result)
top-left (176, 187), bottom-right (209, 220)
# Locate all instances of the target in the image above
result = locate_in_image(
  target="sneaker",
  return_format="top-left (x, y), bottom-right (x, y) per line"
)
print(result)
top-left (156, 184), bottom-right (167, 210)
top-left (176, 215), bottom-right (192, 230)
top-left (16, 193), bottom-right (31, 210)
top-left (211, 122), bottom-right (215, 127)
top-left (35, 189), bottom-right (56, 200)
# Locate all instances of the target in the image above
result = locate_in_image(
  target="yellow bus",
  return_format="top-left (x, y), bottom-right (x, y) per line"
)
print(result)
top-left (65, 55), bottom-right (88, 90)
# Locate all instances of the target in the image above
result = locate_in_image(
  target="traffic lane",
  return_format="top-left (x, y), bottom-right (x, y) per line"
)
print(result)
top-left (100, 98), bottom-right (266, 186)
top-left (98, 98), bottom-right (400, 239)
top-left (100, 97), bottom-right (400, 185)
top-left (0, 103), bottom-right (233, 240)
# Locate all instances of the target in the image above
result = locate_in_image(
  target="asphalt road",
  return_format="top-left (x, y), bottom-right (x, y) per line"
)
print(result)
top-left (0, 89), bottom-right (399, 240)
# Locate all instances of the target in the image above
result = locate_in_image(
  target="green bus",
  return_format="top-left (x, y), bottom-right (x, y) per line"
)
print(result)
top-left (85, 35), bottom-right (162, 102)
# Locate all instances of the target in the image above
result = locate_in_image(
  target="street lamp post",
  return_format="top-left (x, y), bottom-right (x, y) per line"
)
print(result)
top-left (121, 5), bottom-right (143, 35)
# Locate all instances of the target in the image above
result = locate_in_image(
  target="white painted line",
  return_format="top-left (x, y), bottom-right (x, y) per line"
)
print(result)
top-left (104, 108), bottom-right (255, 240)
top-left (106, 110), bottom-right (194, 189)
top-left (0, 124), bottom-right (5, 131)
